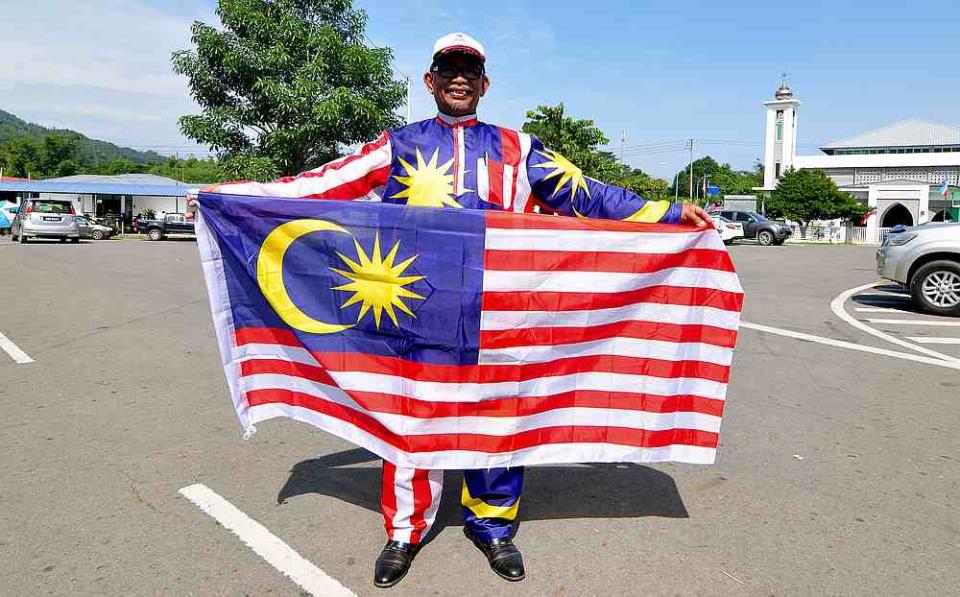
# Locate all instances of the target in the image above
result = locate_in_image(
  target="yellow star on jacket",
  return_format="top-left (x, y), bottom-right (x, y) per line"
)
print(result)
top-left (391, 147), bottom-right (463, 208)
top-left (331, 234), bottom-right (425, 328)
top-left (532, 148), bottom-right (591, 200)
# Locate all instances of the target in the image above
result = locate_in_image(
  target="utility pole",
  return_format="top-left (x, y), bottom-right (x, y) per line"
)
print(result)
top-left (687, 138), bottom-right (695, 201)
top-left (620, 130), bottom-right (626, 163)
top-left (405, 76), bottom-right (412, 124)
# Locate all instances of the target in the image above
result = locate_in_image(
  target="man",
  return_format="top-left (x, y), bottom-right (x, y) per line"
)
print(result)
top-left (196, 32), bottom-right (709, 588)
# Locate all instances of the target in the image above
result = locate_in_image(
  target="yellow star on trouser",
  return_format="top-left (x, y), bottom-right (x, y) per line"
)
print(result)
top-left (532, 148), bottom-right (591, 199)
top-left (331, 234), bottom-right (425, 328)
top-left (391, 147), bottom-right (463, 208)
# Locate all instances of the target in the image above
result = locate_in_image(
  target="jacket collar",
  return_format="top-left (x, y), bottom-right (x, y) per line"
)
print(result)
top-left (435, 112), bottom-right (478, 127)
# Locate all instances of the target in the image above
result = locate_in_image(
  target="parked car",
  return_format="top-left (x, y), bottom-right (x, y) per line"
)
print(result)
top-left (710, 214), bottom-right (745, 245)
top-left (133, 213), bottom-right (196, 241)
top-left (711, 210), bottom-right (792, 246)
top-left (76, 215), bottom-right (115, 240)
top-left (10, 199), bottom-right (80, 243)
top-left (877, 222), bottom-right (960, 316)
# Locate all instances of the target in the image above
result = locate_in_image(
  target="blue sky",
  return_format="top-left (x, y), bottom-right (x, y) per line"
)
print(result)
top-left (3, 0), bottom-right (958, 179)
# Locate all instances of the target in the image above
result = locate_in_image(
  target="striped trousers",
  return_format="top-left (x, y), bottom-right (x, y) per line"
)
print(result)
top-left (381, 463), bottom-right (524, 544)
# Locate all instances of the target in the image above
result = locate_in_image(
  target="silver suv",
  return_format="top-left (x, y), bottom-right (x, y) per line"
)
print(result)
top-left (877, 222), bottom-right (960, 316)
top-left (11, 199), bottom-right (81, 243)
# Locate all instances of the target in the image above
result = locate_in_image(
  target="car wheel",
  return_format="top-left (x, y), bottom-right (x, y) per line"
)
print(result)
top-left (92, 230), bottom-right (104, 240)
top-left (148, 229), bottom-right (163, 241)
top-left (757, 230), bottom-right (774, 246)
top-left (910, 260), bottom-right (960, 316)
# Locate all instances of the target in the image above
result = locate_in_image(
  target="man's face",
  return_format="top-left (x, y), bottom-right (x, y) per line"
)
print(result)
top-left (424, 53), bottom-right (489, 117)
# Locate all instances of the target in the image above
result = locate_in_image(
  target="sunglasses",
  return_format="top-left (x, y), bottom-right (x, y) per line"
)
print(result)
top-left (430, 62), bottom-right (485, 80)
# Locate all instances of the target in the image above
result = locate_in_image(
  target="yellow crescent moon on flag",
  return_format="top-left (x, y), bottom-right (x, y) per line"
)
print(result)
top-left (256, 218), bottom-right (355, 334)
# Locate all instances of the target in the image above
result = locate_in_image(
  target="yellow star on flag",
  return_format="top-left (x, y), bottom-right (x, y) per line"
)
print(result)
top-left (331, 234), bottom-right (425, 329)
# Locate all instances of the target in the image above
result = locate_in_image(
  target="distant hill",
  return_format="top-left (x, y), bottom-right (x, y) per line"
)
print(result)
top-left (0, 109), bottom-right (165, 166)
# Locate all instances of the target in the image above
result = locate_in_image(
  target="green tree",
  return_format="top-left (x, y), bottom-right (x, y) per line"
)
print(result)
top-left (671, 156), bottom-right (720, 201)
top-left (1, 137), bottom-right (42, 178)
top-left (670, 156), bottom-right (763, 202)
top-left (522, 103), bottom-right (612, 179)
top-left (609, 166), bottom-right (671, 199)
top-left (39, 132), bottom-right (82, 174)
top-left (172, 0), bottom-right (405, 180)
top-left (767, 168), bottom-right (867, 226)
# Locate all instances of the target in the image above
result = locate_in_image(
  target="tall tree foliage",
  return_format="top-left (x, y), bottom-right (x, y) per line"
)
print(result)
top-left (172, 0), bottom-right (405, 180)
top-left (767, 168), bottom-right (867, 222)
top-left (0, 132), bottom-right (82, 178)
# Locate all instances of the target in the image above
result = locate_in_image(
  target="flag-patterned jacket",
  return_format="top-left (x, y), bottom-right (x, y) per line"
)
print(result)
top-left (218, 112), bottom-right (682, 224)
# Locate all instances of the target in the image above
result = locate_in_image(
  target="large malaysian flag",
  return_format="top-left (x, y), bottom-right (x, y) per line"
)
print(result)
top-left (196, 191), bottom-right (743, 469)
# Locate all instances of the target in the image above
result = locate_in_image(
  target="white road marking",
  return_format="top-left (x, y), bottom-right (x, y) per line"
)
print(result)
top-left (0, 331), bottom-right (34, 364)
top-left (178, 484), bottom-right (356, 597)
top-left (830, 282), bottom-right (960, 365)
top-left (907, 337), bottom-right (960, 345)
top-left (866, 319), bottom-right (960, 327)
top-left (739, 321), bottom-right (960, 371)
top-left (854, 307), bottom-right (912, 313)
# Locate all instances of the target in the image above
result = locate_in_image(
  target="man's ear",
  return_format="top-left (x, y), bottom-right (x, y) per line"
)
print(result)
top-left (423, 72), bottom-right (436, 95)
top-left (480, 75), bottom-right (490, 97)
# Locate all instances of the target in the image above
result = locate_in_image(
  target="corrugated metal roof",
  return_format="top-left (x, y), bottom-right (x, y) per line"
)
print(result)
top-left (0, 179), bottom-right (201, 197)
top-left (822, 119), bottom-right (960, 149)
top-left (45, 173), bottom-right (189, 186)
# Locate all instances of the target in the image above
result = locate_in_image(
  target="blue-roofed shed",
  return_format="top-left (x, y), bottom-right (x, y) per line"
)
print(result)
top-left (0, 173), bottom-right (206, 225)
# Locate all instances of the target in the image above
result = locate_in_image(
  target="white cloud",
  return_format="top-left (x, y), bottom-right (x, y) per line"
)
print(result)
top-left (0, 0), bottom-right (216, 153)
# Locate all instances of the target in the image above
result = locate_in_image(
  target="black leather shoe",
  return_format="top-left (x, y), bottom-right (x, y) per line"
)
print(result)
top-left (374, 540), bottom-right (418, 588)
top-left (464, 528), bottom-right (526, 581)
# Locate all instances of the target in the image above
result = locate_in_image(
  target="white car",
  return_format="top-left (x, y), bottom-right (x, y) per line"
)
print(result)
top-left (710, 214), bottom-right (745, 245)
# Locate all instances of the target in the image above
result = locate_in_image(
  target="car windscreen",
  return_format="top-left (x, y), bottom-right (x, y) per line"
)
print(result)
top-left (32, 201), bottom-right (73, 214)
top-left (747, 212), bottom-right (768, 221)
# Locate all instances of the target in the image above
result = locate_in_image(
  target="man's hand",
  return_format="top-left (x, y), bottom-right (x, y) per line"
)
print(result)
top-left (680, 203), bottom-right (712, 228)
top-left (185, 184), bottom-right (221, 220)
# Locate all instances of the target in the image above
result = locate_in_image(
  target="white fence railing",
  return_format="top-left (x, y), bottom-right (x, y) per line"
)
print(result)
top-left (789, 223), bottom-right (842, 242)
top-left (849, 227), bottom-right (891, 245)
top-left (788, 224), bottom-right (890, 245)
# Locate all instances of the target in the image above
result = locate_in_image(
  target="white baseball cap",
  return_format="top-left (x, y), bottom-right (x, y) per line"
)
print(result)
top-left (432, 32), bottom-right (486, 62)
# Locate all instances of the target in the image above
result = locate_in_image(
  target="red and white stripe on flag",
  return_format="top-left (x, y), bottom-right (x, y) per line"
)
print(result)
top-left (219, 213), bottom-right (743, 469)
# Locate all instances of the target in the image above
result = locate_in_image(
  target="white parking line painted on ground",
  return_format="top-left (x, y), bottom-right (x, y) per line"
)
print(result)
top-left (865, 319), bottom-right (960, 326)
top-left (178, 484), bottom-right (357, 597)
top-left (0, 332), bottom-right (34, 364)
top-left (739, 321), bottom-right (960, 371)
top-left (907, 337), bottom-right (960, 345)
top-left (854, 307), bottom-right (912, 313)
top-left (830, 282), bottom-right (960, 365)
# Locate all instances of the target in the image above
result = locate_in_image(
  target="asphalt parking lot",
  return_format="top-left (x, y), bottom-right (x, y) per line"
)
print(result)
top-left (1, 237), bottom-right (957, 596)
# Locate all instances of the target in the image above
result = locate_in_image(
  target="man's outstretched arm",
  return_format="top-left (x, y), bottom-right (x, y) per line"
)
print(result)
top-left (524, 137), bottom-right (710, 227)
top-left (188, 133), bottom-right (393, 216)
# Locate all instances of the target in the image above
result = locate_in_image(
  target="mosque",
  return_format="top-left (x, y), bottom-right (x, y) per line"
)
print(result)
top-left (756, 82), bottom-right (960, 236)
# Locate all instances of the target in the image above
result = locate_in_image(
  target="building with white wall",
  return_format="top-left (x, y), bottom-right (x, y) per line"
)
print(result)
top-left (757, 83), bottom-right (960, 239)
top-left (0, 173), bottom-right (202, 230)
